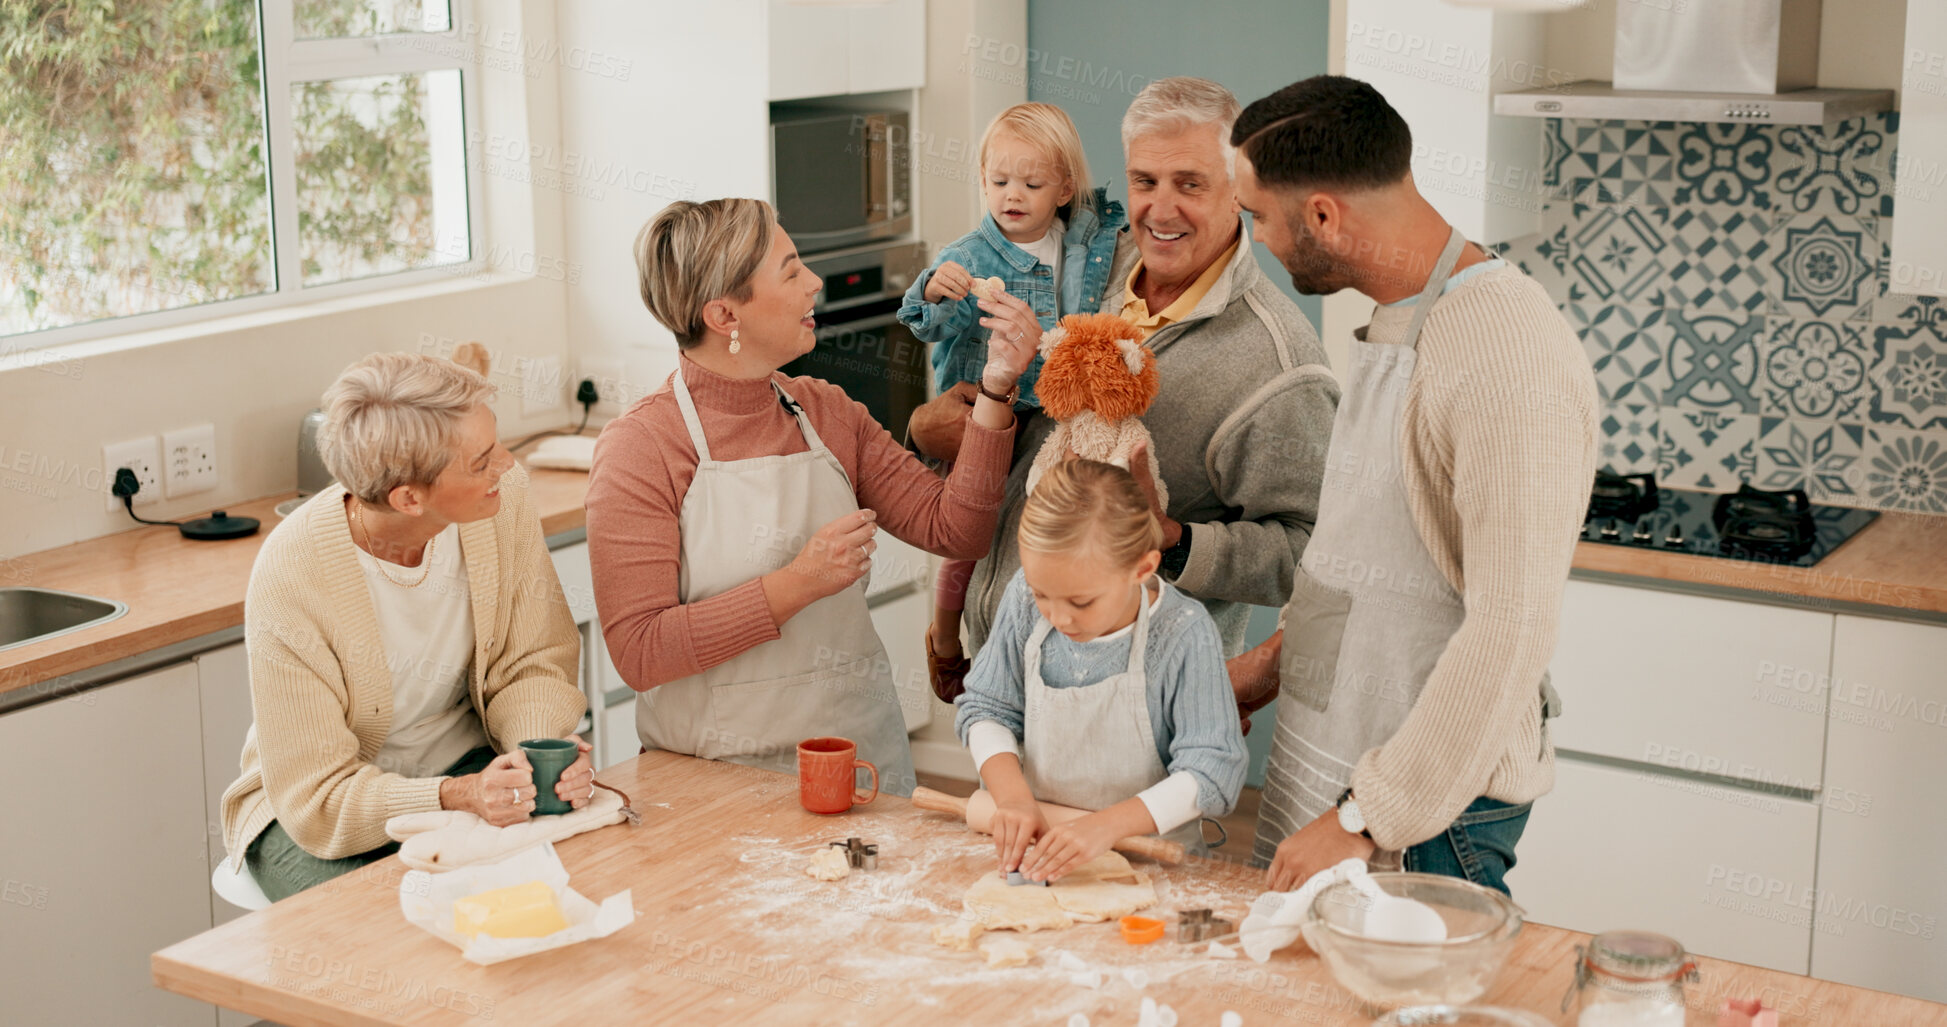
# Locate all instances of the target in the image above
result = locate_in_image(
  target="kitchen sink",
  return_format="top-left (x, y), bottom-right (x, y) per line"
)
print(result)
top-left (0, 587), bottom-right (129, 653)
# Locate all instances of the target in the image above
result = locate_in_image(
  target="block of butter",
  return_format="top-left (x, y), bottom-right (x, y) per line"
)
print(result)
top-left (452, 880), bottom-right (570, 940)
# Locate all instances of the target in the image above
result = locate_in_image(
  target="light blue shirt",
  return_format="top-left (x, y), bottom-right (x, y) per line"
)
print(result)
top-left (955, 570), bottom-right (1248, 818)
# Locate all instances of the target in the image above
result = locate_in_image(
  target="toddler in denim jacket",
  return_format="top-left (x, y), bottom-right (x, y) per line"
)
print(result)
top-left (896, 102), bottom-right (1126, 702)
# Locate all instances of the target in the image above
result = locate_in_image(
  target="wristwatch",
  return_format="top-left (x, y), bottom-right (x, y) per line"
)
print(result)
top-left (1335, 787), bottom-right (1371, 840)
top-left (978, 377), bottom-right (1018, 406)
top-left (1158, 529), bottom-right (1192, 580)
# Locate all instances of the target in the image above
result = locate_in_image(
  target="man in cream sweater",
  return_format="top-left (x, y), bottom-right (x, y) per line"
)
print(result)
top-left (1226, 76), bottom-right (1598, 895)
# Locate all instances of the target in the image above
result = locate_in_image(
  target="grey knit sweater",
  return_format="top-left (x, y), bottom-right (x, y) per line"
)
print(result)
top-left (963, 223), bottom-right (1341, 656)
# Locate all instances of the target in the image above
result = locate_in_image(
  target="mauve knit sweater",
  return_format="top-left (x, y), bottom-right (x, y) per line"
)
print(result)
top-left (585, 355), bottom-right (1014, 691)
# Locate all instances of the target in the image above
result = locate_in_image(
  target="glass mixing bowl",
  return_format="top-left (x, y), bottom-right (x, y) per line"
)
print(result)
top-left (1302, 872), bottom-right (1525, 1008)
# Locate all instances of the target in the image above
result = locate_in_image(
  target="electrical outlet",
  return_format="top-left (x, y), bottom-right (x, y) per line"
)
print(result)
top-left (161, 423), bottom-right (217, 499)
top-left (102, 437), bottom-right (162, 512)
top-left (577, 360), bottom-right (642, 414)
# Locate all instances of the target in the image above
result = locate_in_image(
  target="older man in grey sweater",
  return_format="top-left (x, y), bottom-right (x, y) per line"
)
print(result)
top-left (913, 78), bottom-right (1339, 658)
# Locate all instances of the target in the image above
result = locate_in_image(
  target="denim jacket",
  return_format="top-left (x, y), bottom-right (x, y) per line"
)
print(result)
top-left (898, 187), bottom-right (1126, 408)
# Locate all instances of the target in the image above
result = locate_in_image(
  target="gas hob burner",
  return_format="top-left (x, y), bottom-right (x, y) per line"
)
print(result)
top-left (1588, 471), bottom-right (1658, 522)
top-left (1579, 473), bottom-right (1875, 567)
top-left (1713, 485), bottom-right (1816, 561)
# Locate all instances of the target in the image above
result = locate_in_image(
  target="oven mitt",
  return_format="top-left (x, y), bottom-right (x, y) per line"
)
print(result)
top-left (385, 783), bottom-right (633, 872)
top-left (1239, 857), bottom-right (1369, 963)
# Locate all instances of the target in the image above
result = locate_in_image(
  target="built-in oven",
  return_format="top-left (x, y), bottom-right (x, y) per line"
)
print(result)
top-left (783, 241), bottom-right (930, 445)
top-left (771, 108), bottom-right (912, 254)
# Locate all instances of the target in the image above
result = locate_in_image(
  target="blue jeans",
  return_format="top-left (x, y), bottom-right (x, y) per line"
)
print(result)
top-left (1401, 797), bottom-right (1532, 897)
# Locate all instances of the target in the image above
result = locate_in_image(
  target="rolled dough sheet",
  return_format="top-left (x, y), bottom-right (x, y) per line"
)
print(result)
top-left (963, 852), bottom-right (1157, 932)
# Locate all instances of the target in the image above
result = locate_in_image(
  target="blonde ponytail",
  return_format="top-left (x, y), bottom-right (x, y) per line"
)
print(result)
top-left (1019, 459), bottom-right (1163, 570)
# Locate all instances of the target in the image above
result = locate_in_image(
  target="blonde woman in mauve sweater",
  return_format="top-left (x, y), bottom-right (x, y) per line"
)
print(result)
top-left (219, 354), bottom-right (590, 901)
top-left (586, 198), bottom-right (1038, 796)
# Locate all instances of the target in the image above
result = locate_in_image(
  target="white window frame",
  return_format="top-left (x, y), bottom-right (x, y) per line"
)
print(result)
top-left (3, 0), bottom-right (487, 351)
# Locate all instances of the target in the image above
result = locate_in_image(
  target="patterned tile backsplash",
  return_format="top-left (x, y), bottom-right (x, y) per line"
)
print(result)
top-left (1497, 111), bottom-right (1947, 515)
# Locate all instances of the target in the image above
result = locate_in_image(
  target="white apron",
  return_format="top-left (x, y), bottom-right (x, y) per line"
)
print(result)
top-left (1253, 229), bottom-right (1559, 865)
top-left (635, 369), bottom-right (916, 795)
top-left (1022, 579), bottom-right (1204, 850)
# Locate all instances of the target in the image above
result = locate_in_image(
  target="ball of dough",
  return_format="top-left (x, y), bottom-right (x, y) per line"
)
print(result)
top-left (806, 846), bottom-right (850, 881)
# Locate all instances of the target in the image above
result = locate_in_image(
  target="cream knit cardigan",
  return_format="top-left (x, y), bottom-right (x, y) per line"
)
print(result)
top-left (219, 463), bottom-right (585, 867)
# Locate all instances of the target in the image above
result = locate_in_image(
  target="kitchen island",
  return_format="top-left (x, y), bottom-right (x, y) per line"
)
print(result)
top-left (152, 751), bottom-right (1947, 1026)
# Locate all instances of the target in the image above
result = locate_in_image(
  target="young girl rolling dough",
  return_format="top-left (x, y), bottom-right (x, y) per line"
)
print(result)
top-left (954, 458), bottom-right (1246, 882)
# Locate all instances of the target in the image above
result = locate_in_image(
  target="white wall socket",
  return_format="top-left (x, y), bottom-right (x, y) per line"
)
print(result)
top-left (577, 360), bottom-right (642, 415)
top-left (161, 423), bottom-right (217, 499)
top-left (102, 437), bottom-right (162, 512)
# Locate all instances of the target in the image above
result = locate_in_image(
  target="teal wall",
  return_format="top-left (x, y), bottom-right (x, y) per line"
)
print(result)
top-left (1028, 1), bottom-right (1331, 788)
top-left (1026, 0), bottom-right (1331, 329)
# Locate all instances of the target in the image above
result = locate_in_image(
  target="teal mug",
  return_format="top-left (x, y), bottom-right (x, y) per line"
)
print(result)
top-left (519, 738), bottom-right (580, 816)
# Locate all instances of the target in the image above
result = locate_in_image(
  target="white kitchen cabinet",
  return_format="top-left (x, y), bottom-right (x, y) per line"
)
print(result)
top-left (1550, 580), bottom-right (1833, 789)
top-left (194, 642), bottom-right (259, 1027)
top-left (551, 538), bottom-right (645, 769)
top-left (1506, 755), bottom-right (1820, 974)
top-left (768, 0), bottom-right (925, 101)
top-left (599, 687), bottom-right (637, 772)
top-left (1891, 1), bottom-right (1947, 298)
top-left (767, 0), bottom-right (853, 101)
top-left (550, 540), bottom-right (598, 624)
top-left (0, 664), bottom-right (215, 1026)
top-left (846, 0), bottom-right (925, 95)
top-left (1810, 615), bottom-right (1947, 1002)
top-left (1347, 0), bottom-right (1543, 244)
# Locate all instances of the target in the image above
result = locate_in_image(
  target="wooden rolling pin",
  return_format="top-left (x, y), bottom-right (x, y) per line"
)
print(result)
top-left (910, 786), bottom-right (1187, 864)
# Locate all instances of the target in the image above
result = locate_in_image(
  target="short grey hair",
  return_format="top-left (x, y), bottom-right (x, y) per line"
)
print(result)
top-left (1120, 76), bottom-right (1243, 177)
top-left (317, 352), bottom-right (497, 505)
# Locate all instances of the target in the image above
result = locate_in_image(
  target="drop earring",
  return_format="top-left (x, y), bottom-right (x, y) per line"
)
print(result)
top-left (728, 328), bottom-right (741, 355)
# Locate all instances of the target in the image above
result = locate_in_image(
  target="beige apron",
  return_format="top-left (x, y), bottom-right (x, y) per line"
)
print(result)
top-left (1022, 579), bottom-right (1205, 851)
top-left (1254, 229), bottom-right (1558, 864)
top-left (635, 369), bottom-right (916, 795)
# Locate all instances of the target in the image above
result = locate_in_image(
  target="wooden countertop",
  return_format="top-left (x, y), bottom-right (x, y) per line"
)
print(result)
top-left (0, 465), bottom-right (593, 699)
top-left (1571, 511), bottom-right (1947, 615)
top-left (6, 453), bottom-right (1946, 701)
top-left (152, 751), bottom-right (1947, 1026)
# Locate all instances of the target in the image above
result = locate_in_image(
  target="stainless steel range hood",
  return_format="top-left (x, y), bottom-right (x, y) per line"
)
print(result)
top-left (1494, 0), bottom-right (1893, 128)
top-left (1493, 81), bottom-right (1894, 127)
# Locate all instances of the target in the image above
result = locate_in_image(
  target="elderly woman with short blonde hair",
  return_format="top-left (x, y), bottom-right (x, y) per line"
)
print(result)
top-left (219, 352), bottom-right (590, 900)
top-left (586, 198), bottom-right (1042, 794)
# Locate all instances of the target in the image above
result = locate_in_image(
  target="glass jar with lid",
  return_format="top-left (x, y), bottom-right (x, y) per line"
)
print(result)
top-left (1561, 930), bottom-right (1699, 1027)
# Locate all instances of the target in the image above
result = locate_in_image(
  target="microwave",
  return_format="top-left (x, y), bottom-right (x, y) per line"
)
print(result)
top-left (771, 109), bottom-right (912, 253)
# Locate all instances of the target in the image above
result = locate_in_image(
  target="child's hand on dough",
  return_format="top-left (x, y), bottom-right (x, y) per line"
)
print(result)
top-left (990, 799), bottom-right (1048, 874)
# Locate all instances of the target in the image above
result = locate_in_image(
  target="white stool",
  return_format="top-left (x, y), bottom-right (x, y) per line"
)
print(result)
top-left (211, 858), bottom-right (272, 912)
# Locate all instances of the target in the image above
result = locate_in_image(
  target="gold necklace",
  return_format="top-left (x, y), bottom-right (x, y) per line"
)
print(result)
top-left (352, 502), bottom-right (436, 589)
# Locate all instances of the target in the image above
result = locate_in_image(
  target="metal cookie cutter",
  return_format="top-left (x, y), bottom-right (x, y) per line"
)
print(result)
top-left (1176, 908), bottom-right (1235, 943)
top-left (828, 837), bottom-right (878, 871)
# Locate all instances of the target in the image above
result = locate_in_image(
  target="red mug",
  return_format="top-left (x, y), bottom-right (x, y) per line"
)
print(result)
top-left (797, 737), bottom-right (878, 815)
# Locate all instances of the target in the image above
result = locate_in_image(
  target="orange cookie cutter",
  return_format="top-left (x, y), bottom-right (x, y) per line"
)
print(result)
top-left (1120, 915), bottom-right (1166, 945)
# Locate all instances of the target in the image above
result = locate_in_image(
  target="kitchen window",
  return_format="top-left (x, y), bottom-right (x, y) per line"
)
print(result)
top-left (0, 0), bottom-right (483, 347)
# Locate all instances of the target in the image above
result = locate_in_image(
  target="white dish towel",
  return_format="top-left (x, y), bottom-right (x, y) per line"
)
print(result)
top-left (385, 783), bottom-right (634, 872)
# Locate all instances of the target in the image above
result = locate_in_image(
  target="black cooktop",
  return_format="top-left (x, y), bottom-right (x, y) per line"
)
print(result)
top-left (1581, 472), bottom-right (1878, 568)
